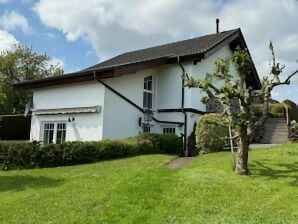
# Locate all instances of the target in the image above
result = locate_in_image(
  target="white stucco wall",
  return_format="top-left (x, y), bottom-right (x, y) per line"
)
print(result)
top-left (102, 70), bottom-right (154, 139)
top-left (191, 44), bottom-right (235, 111)
top-left (156, 63), bottom-right (193, 109)
top-left (30, 43), bottom-right (236, 142)
top-left (102, 63), bottom-right (196, 139)
top-left (30, 81), bottom-right (105, 142)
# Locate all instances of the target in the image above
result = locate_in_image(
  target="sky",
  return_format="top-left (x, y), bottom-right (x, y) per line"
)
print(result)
top-left (0, 0), bottom-right (297, 102)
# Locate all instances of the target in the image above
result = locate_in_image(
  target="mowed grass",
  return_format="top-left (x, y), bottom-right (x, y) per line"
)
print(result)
top-left (0, 144), bottom-right (297, 224)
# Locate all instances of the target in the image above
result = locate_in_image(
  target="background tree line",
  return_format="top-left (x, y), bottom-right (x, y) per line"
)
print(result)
top-left (0, 44), bottom-right (63, 115)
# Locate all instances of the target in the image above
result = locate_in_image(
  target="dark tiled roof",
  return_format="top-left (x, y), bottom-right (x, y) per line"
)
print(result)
top-left (83, 28), bottom-right (239, 71)
top-left (15, 28), bottom-right (263, 90)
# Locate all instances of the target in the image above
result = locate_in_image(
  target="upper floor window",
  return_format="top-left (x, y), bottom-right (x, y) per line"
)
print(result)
top-left (43, 122), bottom-right (67, 144)
top-left (143, 76), bottom-right (153, 109)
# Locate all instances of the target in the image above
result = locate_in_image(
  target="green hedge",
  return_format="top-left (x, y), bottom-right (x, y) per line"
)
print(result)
top-left (196, 114), bottom-right (229, 153)
top-left (0, 134), bottom-right (182, 170)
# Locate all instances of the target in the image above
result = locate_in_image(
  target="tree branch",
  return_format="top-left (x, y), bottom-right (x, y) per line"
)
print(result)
top-left (272, 70), bottom-right (298, 88)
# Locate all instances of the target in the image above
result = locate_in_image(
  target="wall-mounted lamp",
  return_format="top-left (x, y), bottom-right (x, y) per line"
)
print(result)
top-left (138, 109), bottom-right (153, 127)
top-left (68, 115), bottom-right (75, 122)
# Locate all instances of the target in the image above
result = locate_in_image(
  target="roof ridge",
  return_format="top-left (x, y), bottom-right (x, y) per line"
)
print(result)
top-left (119, 28), bottom-right (239, 56)
top-left (83, 28), bottom-right (240, 71)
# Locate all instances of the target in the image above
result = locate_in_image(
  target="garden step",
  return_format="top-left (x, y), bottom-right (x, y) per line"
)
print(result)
top-left (261, 118), bottom-right (289, 144)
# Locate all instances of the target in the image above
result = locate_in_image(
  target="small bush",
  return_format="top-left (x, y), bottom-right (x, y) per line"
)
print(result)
top-left (196, 114), bottom-right (229, 153)
top-left (0, 134), bottom-right (182, 170)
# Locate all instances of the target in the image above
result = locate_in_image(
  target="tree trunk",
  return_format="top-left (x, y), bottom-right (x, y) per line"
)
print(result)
top-left (235, 126), bottom-right (249, 175)
top-left (261, 95), bottom-right (270, 123)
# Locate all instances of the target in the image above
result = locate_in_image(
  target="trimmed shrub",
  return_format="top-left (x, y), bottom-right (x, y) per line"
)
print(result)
top-left (269, 103), bottom-right (284, 118)
top-left (0, 141), bottom-right (40, 170)
top-left (0, 134), bottom-right (182, 170)
top-left (268, 100), bottom-right (298, 121)
top-left (196, 114), bottom-right (229, 153)
top-left (131, 133), bottom-right (182, 154)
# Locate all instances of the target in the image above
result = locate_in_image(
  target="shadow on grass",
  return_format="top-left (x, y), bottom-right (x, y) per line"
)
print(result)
top-left (250, 160), bottom-right (298, 186)
top-left (0, 175), bottom-right (63, 192)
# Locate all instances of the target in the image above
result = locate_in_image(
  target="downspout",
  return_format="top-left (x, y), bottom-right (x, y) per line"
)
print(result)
top-left (176, 57), bottom-right (188, 157)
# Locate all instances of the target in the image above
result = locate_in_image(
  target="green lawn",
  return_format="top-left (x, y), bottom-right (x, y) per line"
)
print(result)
top-left (0, 144), bottom-right (297, 224)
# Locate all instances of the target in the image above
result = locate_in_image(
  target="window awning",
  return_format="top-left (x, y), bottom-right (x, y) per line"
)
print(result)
top-left (32, 105), bottom-right (101, 115)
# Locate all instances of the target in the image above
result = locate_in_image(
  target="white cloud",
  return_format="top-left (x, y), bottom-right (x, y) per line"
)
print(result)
top-left (48, 56), bottom-right (65, 69)
top-left (45, 32), bottom-right (56, 39)
top-left (0, 11), bottom-right (32, 33)
top-left (0, 0), bottom-right (9, 3)
top-left (34, 0), bottom-right (298, 101)
top-left (34, 0), bottom-right (219, 60)
top-left (0, 30), bottom-right (18, 52)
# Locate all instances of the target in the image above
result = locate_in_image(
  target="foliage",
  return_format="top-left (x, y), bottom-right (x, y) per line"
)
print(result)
top-left (252, 104), bottom-right (264, 117)
top-left (0, 44), bottom-right (63, 114)
top-left (269, 103), bottom-right (284, 117)
top-left (131, 133), bottom-right (182, 154)
top-left (283, 99), bottom-right (298, 121)
top-left (268, 100), bottom-right (298, 121)
top-left (195, 114), bottom-right (229, 153)
top-left (185, 42), bottom-right (298, 175)
top-left (185, 46), bottom-right (253, 174)
top-left (0, 144), bottom-right (297, 223)
top-left (0, 141), bottom-right (40, 170)
top-left (0, 134), bottom-right (182, 170)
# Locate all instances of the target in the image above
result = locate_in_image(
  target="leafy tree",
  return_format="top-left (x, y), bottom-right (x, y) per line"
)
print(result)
top-left (185, 42), bottom-right (297, 175)
top-left (0, 44), bottom-right (63, 114)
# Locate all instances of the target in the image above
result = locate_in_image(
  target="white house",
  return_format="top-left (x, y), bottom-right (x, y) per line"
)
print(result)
top-left (15, 28), bottom-right (261, 154)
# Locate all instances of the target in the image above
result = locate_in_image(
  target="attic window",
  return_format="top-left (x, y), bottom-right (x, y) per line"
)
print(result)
top-left (143, 76), bottom-right (153, 109)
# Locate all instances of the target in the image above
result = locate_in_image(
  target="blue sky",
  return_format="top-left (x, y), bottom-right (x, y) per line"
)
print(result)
top-left (0, 0), bottom-right (98, 72)
top-left (0, 0), bottom-right (297, 102)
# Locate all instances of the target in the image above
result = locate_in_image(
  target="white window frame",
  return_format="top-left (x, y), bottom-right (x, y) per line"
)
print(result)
top-left (41, 121), bottom-right (67, 144)
top-left (143, 75), bottom-right (153, 109)
top-left (161, 126), bottom-right (176, 134)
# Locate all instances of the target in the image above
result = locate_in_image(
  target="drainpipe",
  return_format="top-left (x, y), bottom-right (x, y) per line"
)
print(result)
top-left (176, 56), bottom-right (188, 157)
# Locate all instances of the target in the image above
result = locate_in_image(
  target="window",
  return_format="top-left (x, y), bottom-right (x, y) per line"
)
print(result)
top-left (56, 123), bottom-right (66, 144)
top-left (143, 76), bottom-right (153, 109)
top-left (163, 127), bottom-right (176, 134)
top-left (43, 123), bottom-right (54, 144)
top-left (43, 122), bottom-right (67, 144)
top-left (143, 125), bottom-right (151, 133)
top-left (143, 92), bottom-right (152, 109)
